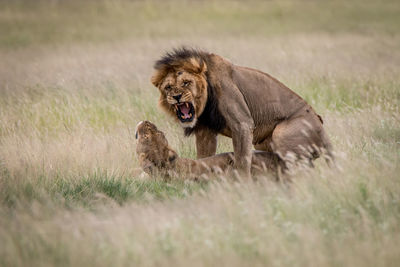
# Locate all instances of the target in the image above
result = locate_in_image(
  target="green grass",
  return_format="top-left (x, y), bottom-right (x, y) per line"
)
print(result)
top-left (1, 0), bottom-right (400, 266)
top-left (0, 171), bottom-right (208, 209)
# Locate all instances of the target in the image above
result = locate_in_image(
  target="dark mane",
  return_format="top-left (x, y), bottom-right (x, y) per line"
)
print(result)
top-left (154, 47), bottom-right (210, 70)
top-left (184, 80), bottom-right (226, 137)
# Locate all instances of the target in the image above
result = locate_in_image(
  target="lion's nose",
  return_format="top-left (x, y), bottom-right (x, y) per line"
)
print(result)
top-left (173, 94), bottom-right (182, 102)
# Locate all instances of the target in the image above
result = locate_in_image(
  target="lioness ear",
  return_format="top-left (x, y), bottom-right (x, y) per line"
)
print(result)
top-left (168, 149), bottom-right (178, 163)
top-left (138, 153), bottom-right (148, 165)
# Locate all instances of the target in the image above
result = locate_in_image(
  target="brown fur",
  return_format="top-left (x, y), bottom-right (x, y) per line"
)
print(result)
top-left (135, 120), bottom-right (178, 176)
top-left (135, 121), bottom-right (280, 180)
top-left (151, 48), bottom-right (334, 177)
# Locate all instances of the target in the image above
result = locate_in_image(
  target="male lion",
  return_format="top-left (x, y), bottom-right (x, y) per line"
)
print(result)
top-left (135, 121), bottom-right (280, 180)
top-left (151, 48), bottom-right (333, 177)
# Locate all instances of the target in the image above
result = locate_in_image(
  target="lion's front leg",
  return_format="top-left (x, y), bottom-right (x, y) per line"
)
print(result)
top-left (231, 122), bottom-right (253, 179)
top-left (195, 127), bottom-right (217, 159)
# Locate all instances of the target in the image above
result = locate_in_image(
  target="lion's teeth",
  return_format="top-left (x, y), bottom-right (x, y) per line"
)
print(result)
top-left (185, 103), bottom-right (189, 108)
top-left (181, 115), bottom-right (185, 119)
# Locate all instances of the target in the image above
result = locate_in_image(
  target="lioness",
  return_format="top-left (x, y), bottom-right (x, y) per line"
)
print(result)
top-left (135, 121), bottom-right (281, 180)
top-left (151, 47), bottom-right (334, 177)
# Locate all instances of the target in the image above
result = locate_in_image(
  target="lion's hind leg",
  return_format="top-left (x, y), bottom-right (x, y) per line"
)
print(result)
top-left (271, 114), bottom-right (329, 169)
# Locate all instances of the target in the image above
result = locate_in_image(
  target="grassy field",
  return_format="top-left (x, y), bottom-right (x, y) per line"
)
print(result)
top-left (1, 0), bottom-right (399, 266)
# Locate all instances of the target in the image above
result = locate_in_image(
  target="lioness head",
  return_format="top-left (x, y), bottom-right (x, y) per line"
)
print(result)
top-left (135, 121), bottom-right (178, 176)
top-left (151, 48), bottom-right (208, 128)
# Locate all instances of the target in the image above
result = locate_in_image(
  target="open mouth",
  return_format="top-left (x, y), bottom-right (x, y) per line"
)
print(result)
top-left (174, 102), bottom-right (195, 122)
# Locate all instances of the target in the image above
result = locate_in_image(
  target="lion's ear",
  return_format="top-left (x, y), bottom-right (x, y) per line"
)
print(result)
top-left (151, 69), bottom-right (167, 88)
top-left (187, 58), bottom-right (207, 75)
top-left (199, 59), bottom-right (207, 75)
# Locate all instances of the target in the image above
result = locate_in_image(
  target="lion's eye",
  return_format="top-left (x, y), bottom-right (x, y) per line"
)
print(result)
top-left (165, 85), bottom-right (172, 91)
top-left (182, 81), bottom-right (191, 87)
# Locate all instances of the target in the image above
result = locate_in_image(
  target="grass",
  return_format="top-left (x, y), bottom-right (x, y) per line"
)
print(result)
top-left (0, 0), bottom-right (400, 266)
top-left (1, 171), bottom-right (208, 208)
top-left (1, 0), bottom-right (399, 49)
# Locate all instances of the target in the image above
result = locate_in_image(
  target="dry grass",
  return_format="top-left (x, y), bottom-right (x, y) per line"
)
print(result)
top-left (0, 0), bottom-right (399, 266)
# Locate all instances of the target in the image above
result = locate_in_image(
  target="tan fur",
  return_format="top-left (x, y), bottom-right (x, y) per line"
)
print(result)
top-left (151, 48), bottom-right (334, 177)
top-left (153, 60), bottom-right (208, 129)
top-left (135, 121), bottom-right (280, 180)
top-left (135, 121), bottom-right (178, 176)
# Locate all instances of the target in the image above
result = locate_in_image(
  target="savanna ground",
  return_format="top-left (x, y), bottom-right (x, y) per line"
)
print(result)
top-left (0, 0), bottom-right (399, 266)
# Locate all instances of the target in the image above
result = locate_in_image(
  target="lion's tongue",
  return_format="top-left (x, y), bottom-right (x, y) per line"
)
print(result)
top-left (179, 104), bottom-right (190, 119)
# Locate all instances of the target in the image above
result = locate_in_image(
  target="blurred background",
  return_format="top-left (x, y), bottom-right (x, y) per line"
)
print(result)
top-left (2, 0), bottom-right (399, 90)
top-left (0, 1), bottom-right (399, 266)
